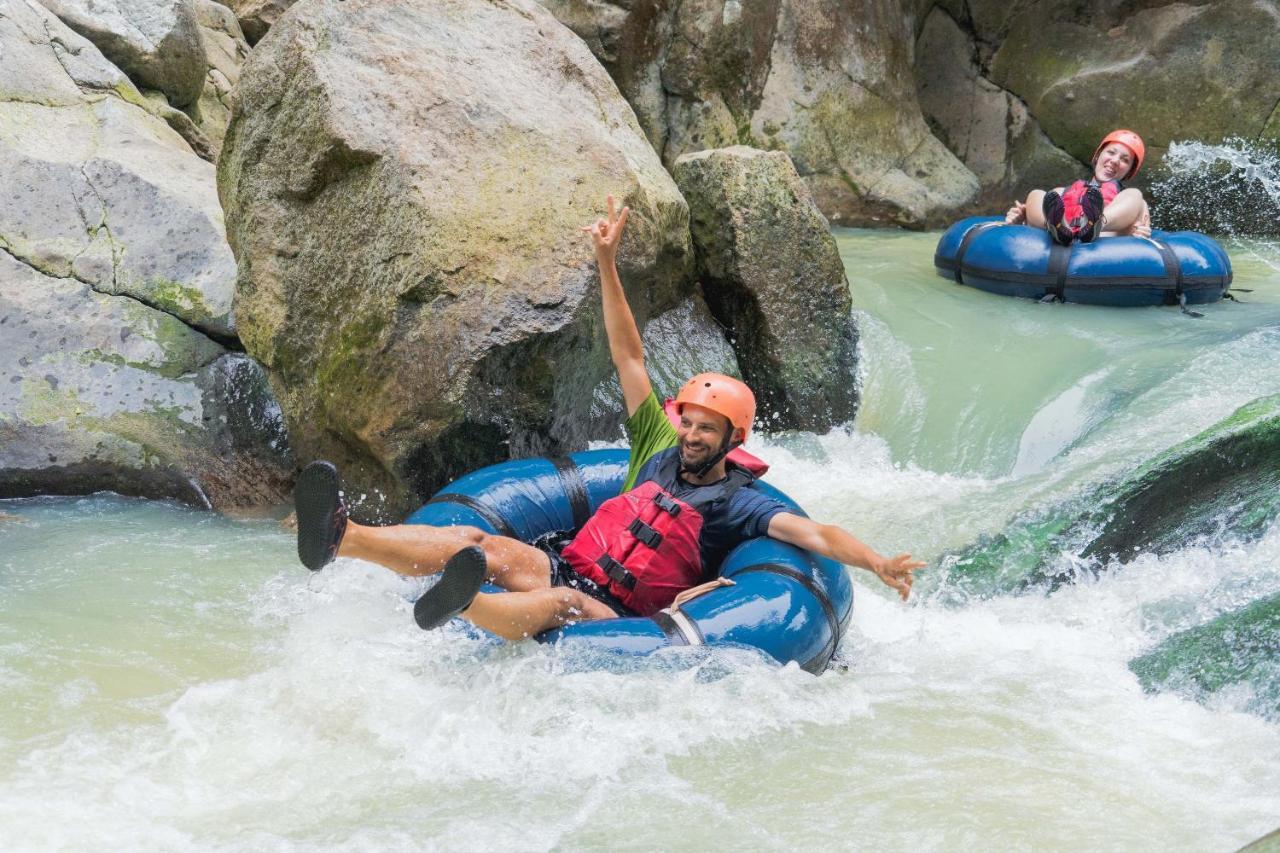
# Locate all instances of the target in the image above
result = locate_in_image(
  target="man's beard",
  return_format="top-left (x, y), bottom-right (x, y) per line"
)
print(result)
top-left (679, 440), bottom-right (710, 469)
top-left (678, 434), bottom-right (729, 477)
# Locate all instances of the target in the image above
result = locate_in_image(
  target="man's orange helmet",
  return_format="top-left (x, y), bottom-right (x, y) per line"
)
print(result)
top-left (675, 373), bottom-right (756, 441)
top-left (1092, 129), bottom-right (1145, 180)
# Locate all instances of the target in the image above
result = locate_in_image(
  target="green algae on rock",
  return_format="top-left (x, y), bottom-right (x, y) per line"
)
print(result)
top-left (935, 394), bottom-right (1280, 599)
top-left (674, 146), bottom-right (858, 430)
top-left (1130, 592), bottom-right (1280, 723)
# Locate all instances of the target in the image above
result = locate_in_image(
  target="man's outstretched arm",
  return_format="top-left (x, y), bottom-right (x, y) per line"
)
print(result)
top-left (766, 512), bottom-right (925, 601)
top-left (582, 195), bottom-right (651, 417)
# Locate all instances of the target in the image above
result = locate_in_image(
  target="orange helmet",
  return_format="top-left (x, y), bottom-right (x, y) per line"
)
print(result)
top-left (1092, 129), bottom-right (1145, 180)
top-left (675, 373), bottom-right (756, 441)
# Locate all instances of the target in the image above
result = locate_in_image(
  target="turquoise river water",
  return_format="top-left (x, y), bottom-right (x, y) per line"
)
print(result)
top-left (2, 229), bottom-right (1278, 851)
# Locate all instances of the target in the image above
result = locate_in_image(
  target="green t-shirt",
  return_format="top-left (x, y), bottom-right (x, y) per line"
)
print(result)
top-left (622, 392), bottom-right (678, 491)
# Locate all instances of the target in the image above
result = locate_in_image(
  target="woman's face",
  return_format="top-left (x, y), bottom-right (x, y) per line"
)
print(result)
top-left (1094, 143), bottom-right (1135, 182)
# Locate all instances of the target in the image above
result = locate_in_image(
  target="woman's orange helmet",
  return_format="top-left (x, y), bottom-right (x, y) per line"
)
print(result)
top-left (1092, 130), bottom-right (1145, 180)
top-left (675, 373), bottom-right (756, 442)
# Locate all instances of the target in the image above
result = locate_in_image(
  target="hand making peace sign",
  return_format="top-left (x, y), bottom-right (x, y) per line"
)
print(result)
top-left (581, 194), bottom-right (630, 264)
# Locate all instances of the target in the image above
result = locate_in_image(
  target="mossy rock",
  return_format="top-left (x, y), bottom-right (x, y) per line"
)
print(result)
top-left (935, 394), bottom-right (1280, 599)
top-left (1129, 592), bottom-right (1280, 722)
top-left (219, 0), bottom-right (697, 518)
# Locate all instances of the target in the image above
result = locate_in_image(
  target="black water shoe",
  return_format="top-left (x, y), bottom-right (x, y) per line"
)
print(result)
top-left (414, 545), bottom-right (487, 631)
top-left (1078, 185), bottom-right (1106, 243)
top-left (1042, 191), bottom-right (1074, 245)
top-left (295, 461), bottom-right (348, 571)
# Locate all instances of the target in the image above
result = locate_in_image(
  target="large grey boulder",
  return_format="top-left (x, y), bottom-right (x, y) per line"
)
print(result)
top-left (989, 0), bottom-right (1280, 175)
top-left (543, 0), bottom-right (979, 227)
top-left (751, 0), bottom-right (978, 227)
top-left (219, 0), bottom-right (703, 518)
top-left (2, 1), bottom-right (235, 337)
top-left (915, 6), bottom-right (1080, 206)
top-left (0, 253), bottom-right (291, 506)
top-left (552, 0), bottom-right (781, 166)
top-left (673, 146), bottom-right (857, 430)
top-left (38, 0), bottom-right (208, 108)
top-left (0, 0), bottom-right (291, 507)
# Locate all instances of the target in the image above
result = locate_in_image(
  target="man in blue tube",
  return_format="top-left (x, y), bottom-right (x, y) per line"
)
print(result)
top-left (294, 197), bottom-right (923, 640)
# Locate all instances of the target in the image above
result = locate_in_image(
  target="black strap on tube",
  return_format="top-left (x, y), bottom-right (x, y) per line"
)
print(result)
top-left (1044, 241), bottom-right (1073, 302)
top-left (732, 563), bottom-right (841, 673)
top-left (424, 493), bottom-right (516, 538)
top-left (952, 222), bottom-right (1003, 284)
top-left (551, 456), bottom-right (591, 532)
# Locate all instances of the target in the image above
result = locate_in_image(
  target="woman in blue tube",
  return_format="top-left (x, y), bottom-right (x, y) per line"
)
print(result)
top-left (1005, 129), bottom-right (1153, 244)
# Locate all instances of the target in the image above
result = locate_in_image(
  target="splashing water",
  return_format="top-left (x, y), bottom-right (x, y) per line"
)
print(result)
top-left (2, 230), bottom-right (1280, 850)
top-left (1150, 138), bottom-right (1280, 259)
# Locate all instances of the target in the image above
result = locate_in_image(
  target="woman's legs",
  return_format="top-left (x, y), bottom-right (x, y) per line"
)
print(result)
top-left (1100, 188), bottom-right (1149, 236)
top-left (1021, 189), bottom-right (1048, 227)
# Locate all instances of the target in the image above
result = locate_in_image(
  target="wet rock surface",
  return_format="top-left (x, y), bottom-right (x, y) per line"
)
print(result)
top-left (0, 253), bottom-right (291, 507)
top-left (1130, 591), bottom-right (1280, 724)
top-left (674, 146), bottom-right (857, 430)
top-left (935, 394), bottom-right (1280, 599)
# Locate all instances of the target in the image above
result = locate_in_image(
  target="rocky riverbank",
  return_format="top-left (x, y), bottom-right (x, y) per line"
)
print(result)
top-left (2, 0), bottom-right (1276, 511)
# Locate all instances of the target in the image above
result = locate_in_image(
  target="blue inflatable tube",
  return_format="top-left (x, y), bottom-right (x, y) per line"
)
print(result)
top-left (934, 217), bottom-right (1232, 307)
top-left (404, 449), bottom-right (854, 673)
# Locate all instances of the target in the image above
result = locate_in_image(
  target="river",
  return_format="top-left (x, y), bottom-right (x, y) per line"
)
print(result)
top-left (1, 228), bottom-right (1278, 851)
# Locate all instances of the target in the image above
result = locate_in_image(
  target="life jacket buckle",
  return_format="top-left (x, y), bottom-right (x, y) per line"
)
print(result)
top-left (627, 518), bottom-right (664, 549)
top-left (596, 554), bottom-right (637, 590)
top-left (653, 493), bottom-right (681, 516)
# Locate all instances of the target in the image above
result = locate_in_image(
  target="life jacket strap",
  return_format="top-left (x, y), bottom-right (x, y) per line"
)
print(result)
top-left (653, 492), bottom-right (681, 516)
top-left (627, 518), bottom-right (663, 549)
top-left (596, 554), bottom-right (637, 590)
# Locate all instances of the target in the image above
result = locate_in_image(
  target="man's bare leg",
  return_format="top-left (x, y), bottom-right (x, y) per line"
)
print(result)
top-left (460, 587), bottom-right (620, 641)
top-left (339, 522), bottom-right (553, 591)
top-left (296, 460), bottom-right (559, 592)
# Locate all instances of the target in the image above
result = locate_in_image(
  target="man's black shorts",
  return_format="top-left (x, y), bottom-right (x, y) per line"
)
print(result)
top-left (534, 533), bottom-right (637, 618)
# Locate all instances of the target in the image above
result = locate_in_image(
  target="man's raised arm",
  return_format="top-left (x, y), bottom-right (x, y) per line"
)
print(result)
top-left (582, 196), bottom-right (651, 417)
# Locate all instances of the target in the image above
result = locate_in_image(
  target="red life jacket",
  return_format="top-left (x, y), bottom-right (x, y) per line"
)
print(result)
top-left (560, 448), bottom-right (756, 616)
top-left (1061, 179), bottom-right (1122, 229)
